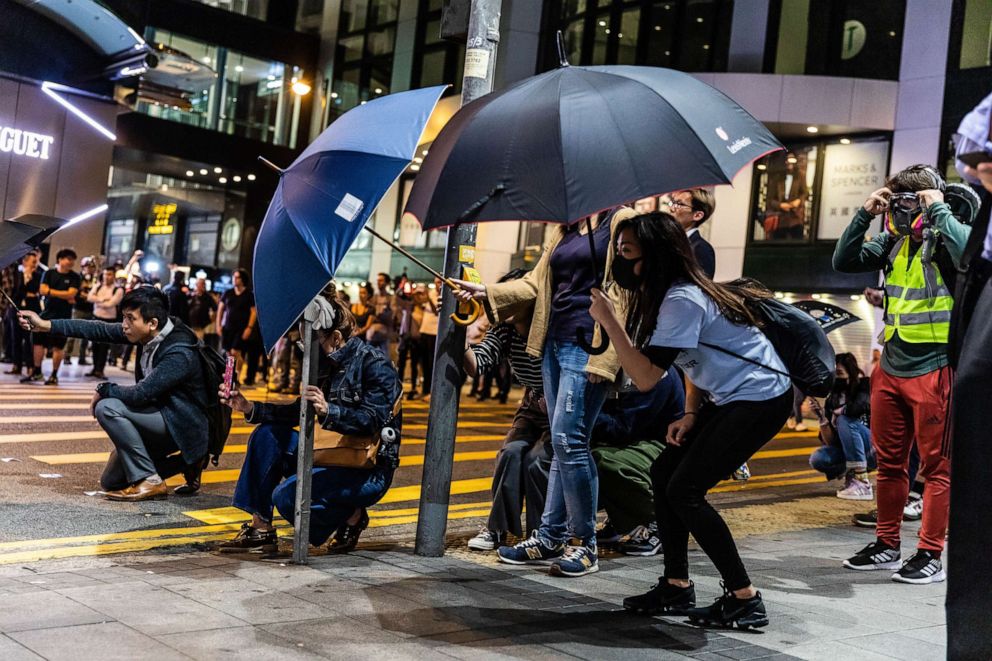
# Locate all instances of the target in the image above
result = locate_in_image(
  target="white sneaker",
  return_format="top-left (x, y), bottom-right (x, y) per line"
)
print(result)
top-left (903, 494), bottom-right (923, 521)
top-left (794, 422), bottom-right (808, 432)
top-left (467, 527), bottom-right (505, 551)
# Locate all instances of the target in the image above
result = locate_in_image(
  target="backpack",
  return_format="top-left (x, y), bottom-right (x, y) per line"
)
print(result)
top-left (195, 341), bottom-right (233, 465)
top-left (701, 297), bottom-right (836, 398)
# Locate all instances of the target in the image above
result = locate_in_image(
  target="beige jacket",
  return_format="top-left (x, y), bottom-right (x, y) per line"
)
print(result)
top-left (485, 207), bottom-right (636, 380)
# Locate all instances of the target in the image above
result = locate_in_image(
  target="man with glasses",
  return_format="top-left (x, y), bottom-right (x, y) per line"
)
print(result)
top-left (661, 189), bottom-right (717, 278)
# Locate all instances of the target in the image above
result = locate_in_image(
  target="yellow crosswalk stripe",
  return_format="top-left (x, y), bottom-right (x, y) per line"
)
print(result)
top-left (0, 416), bottom-right (101, 424)
top-left (31, 436), bottom-right (510, 465)
top-left (0, 395), bottom-right (95, 400)
top-left (0, 403), bottom-right (106, 409)
top-left (184, 500), bottom-right (493, 525)
top-left (0, 427), bottom-right (254, 445)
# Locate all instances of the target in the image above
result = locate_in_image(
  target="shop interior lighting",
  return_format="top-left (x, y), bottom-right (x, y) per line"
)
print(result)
top-left (330, 92), bottom-right (339, 99)
top-left (773, 292), bottom-right (785, 299)
top-left (756, 163), bottom-right (767, 170)
top-left (787, 156), bottom-right (798, 164)
top-left (811, 293), bottom-right (823, 300)
top-left (185, 170), bottom-right (194, 177)
top-left (840, 138), bottom-right (851, 145)
top-left (202, 56), bottom-right (211, 64)
top-left (292, 81), bottom-right (312, 96)
top-left (267, 75), bottom-right (276, 80)
top-left (233, 175), bottom-right (242, 182)
top-left (64, 203), bottom-right (109, 227)
top-left (266, 80), bottom-right (282, 89)
top-left (41, 82), bottom-right (116, 141)
top-left (806, 126), bottom-right (819, 133)
top-left (850, 294), bottom-right (862, 301)
top-left (219, 177), bottom-right (228, 184)
top-left (374, 87), bottom-right (383, 94)
top-left (160, 184), bottom-right (168, 191)
top-left (199, 168), bottom-right (208, 175)
top-left (213, 167), bottom-right (222, 173)
top-left (247, 173), bottom-right (256, 181)
top-left (235, 65), bottom-right (244, 73)
top-left (411, 164), bottom-right (420, 172)
top-left (145, 260), bottom-right (160, 273)
top-left (599, 20), bottom-right (606, 26)
top-left (413, 157), bottom-right (423, 164)
top-left (422, 149), bottom-right (429, 156)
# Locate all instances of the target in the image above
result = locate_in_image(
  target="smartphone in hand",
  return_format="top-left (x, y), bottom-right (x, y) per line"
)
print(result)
top-left (958, 151), bottom-right (992, 169)
top-left (222, 355), bottom-right (235, 398)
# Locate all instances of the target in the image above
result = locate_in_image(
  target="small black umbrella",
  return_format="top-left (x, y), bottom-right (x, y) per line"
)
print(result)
top-left (0, 215), bottom-right (67, 268)
top-left (406, 39), bottom-right (782, 353)
top-left (791, 300), bottom-right (862, 334)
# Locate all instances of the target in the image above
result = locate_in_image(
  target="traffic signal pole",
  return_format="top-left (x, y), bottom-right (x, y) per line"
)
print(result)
top-left (415, 0), bottom-right (502, 557)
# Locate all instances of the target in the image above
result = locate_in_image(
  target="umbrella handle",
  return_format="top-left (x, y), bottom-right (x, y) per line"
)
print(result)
top-left (576, 326), bottom-right (610, 355)
top-left (449, 297), bottom-right (482, 327)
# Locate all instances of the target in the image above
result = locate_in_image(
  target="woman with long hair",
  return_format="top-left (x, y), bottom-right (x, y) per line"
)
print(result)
top-left (809, 352), bottom-right (874, 499)
top-left (589, 211), bottom-right (792, 629)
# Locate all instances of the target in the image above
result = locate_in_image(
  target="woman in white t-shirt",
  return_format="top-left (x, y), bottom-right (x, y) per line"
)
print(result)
top-left (589, 212), bottom-right (792, 630)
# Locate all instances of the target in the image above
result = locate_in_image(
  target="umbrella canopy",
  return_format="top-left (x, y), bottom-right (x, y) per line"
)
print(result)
top-left (791, 300), bottom-right (862, 334)
top-left (406, 65), bottom-right (783, 229)
top-left (254, 85), bottom-right (447, 352)
top-left (0, 215), bottom-right (68, 268)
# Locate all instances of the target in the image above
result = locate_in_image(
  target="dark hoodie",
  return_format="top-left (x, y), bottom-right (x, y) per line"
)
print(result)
top-left (50, 316), bottom-right (210, 463)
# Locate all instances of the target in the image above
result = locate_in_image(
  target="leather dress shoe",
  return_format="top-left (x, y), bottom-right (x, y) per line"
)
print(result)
top-left (104, 479), bottom-right (169, 502)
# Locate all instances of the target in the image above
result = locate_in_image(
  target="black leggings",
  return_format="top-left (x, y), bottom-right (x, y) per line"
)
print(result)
top-left (651, 388), bottom-right (792, 591)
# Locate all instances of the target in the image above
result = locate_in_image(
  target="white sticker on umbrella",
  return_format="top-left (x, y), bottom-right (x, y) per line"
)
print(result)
top-left (39, 473), bottom-right (62, 479)
top-left (335, 194), bottom-right (364, 222)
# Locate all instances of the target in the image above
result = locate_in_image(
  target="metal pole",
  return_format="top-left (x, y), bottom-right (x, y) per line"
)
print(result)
top-left (415, 0), bottom-right (502, 557)
top-left (291, 317), bottom-right (321, 563)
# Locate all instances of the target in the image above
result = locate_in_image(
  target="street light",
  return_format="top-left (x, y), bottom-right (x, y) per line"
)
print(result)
top-left (292, 81), bottom-right (312, 96)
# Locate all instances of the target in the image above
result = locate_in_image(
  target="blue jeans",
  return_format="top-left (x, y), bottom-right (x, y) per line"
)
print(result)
top-left (232, 424), bottom-right (393, 546)
top-left (538, 340), bottom-right (610, 546)
top-left (809, 415), bottom-right (874, 479)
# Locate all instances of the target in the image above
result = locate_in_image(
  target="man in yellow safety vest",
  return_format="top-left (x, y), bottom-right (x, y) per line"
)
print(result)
top-left (833, 164), bottom-right (971, 585)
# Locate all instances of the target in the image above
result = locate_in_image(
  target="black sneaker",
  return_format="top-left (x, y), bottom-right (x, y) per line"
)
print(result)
top-left (619, 522), bottom-right (662, 556)
top-left (623, 580), bottom-right (695, 615)
top-left (852, 509), bottom-right (877, 528)
top-left (216, 522), bottom-right (278, 553)
top-left (44, 374), bottom-right (58, 386)
top-left (19, 372), bottom-right (42, 383)
top-left (684, 583), bottom-right (769, 630)
top-left (327, 508), bottom-right (370, 554)
top-left (892, 549), bottom-right (945, 584)
top-left (596, 519), bottom-right (621, 545)
top-left (843, 540), bottom-right (901, 571)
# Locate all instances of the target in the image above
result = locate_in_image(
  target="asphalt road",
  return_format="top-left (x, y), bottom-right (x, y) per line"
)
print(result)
top-left (0, 359), bottom-right (835, 564)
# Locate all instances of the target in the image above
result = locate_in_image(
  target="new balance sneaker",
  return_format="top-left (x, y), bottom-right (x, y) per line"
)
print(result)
top-left (623, 580), bottom-right (695, 615)
top-left (467, 527), bottom-right (505, 551)
top-left (549, 544), bottom-right (599, 577)
top-left (496, 534), bottom-right (565, 565)
top-left (903, 493), bottom-right (923, 521)
top-left (843, 540), bottom-right (901, 571)
top-left (837, 474), bottom-right (873, 501)
top-left (892, 549), bottom-right (945, 584)
top-left (619, 522), bottom-right (662, 557)
top-left (852, 509), bottom-right (877, 528)
top-left (596, 519), bottom-right (621, 545)
top-left (684, 583), bottom-right (769, 630)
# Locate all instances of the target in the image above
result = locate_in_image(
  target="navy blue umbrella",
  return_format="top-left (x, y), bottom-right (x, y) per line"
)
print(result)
top-left (405, 56), bottom-right (782, 354)
top-left (253, 86), bottom-right (447, 352)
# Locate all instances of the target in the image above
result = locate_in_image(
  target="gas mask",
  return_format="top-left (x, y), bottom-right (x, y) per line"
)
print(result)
top-left (885, 193), bottom-right (927, 239)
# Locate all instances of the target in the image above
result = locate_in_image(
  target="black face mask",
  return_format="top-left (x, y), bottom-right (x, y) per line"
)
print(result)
top-left (832, 378), bottom-right (849, 391)
top-left (612, 256), bottom-right (644, 290)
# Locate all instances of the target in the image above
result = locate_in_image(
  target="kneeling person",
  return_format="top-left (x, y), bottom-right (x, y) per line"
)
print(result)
top-left (19, 287), bottom-right (210, 501)
top-left (218, 289), bottom-right (402, 553)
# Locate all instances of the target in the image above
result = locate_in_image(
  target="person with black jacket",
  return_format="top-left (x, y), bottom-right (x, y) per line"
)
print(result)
top-left (163, 271), bottom-right (191, 325)
top-left (19, 286), bottom-right (210, 502)
top-left (661, 189), bottom-right (717, 279)
top-left (808, 353), bottom-right (874, 499)
top-left (218, 286), bottom-right (402, 554)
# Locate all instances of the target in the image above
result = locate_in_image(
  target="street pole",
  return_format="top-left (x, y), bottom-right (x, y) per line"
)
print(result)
top-left (292, 314), bottom-right (321, 564)
top-left (415, 0), bottom-right (502, 557)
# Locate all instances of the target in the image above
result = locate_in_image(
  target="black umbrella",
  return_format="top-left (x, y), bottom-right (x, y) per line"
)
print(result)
top-left (791, 300), bottom-right (862, 334)
top-left (0, 215), bottom-right (68, 263)
top-left (406, 39), bottom-right (782, 353)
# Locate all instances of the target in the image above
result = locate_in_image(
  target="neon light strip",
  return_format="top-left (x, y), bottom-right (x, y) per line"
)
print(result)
top-left (65, 204), bottom-right (109, 226)
top-left (41, 82), bottom-right (116, 141)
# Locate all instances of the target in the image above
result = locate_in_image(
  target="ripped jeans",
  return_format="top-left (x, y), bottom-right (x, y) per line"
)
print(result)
top-left (537, 340), bottom-right (610, 546)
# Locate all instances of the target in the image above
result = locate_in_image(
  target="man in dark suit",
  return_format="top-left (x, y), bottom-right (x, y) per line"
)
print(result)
top-left (661, 188), bottom-right (717, 278)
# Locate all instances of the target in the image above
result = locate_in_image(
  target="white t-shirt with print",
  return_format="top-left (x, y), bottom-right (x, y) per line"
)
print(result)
top-left (648, 282), bottom-right (791, 405)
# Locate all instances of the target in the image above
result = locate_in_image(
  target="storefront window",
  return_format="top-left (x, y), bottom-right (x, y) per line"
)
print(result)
top-left (138, 29), bottom-right (305, 147)
top-left (770, 0), bottom-right (905, 80)
top-left (960, 0), bottom-right (992, 69)
top-left (556, 0), bottom-right (732, 71)
top-left (751, 146), bottom-right (818, 242)
top-left (189, 0), bottom-right (269, 20)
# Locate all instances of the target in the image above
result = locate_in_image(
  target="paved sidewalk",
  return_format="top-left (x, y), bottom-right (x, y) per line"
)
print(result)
top-left (0, 507), bottom-right (947, 660)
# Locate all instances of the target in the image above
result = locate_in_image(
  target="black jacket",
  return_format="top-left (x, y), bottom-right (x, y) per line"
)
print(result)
top-left (825, 376), bottom-right (871, 426)
top-left (246, 336), bottom-right (403, 468)
top-left (51, 317), bottom-right (210, 462)
top-left (689, 231), bottom-right (716, 279)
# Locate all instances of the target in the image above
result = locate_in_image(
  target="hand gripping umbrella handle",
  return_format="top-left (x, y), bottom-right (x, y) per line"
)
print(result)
top-left (576, 326), bottom-right (610, 355)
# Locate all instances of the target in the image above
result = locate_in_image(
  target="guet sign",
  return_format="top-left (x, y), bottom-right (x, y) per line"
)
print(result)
top-left (0, 125), bottom-right (55, 160)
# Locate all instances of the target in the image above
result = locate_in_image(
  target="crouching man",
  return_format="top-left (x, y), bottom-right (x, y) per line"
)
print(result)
top-left (19, 287), bottom-right (209, 501)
